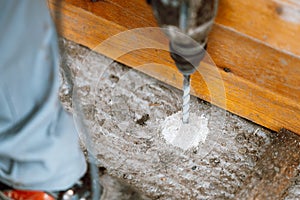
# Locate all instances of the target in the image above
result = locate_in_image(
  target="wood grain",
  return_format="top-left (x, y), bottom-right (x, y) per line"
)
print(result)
top-left (48, 0), bottom-right (300, 134)
top-left (216, 0), bottom-right (300, 56)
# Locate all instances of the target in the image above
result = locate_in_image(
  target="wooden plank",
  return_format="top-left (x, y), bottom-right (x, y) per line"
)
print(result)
top-left (63, 0), bottom-right (300, 56)
top-left (48, 0), bottom-right (300, 134)
top-left (64, 0), bottom-right (157, 28)
top-left (209, 25), bottom-right (300, 103)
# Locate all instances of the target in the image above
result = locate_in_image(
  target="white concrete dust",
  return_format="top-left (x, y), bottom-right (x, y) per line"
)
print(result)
top-left (161, 111), bottom-right (209, 150)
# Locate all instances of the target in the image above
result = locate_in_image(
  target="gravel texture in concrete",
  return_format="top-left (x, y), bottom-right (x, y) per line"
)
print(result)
top-left (59, 39), bottom-right (300, 200)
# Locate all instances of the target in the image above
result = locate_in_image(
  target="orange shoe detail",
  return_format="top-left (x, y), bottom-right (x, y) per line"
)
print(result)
top-left (3, 190), bottom-right (55, 200)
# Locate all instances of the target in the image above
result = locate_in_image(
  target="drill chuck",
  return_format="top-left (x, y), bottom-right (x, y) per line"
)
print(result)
top-left (169, 41), bottom-right (206, 75)
top-left (150, 0), bottom-right (218, 75)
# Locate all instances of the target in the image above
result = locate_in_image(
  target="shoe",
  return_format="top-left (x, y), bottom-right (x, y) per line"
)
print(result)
top-left (0, 163), bottom-right (105, 200)
top-left (0, 189), bottom-right (55, 200)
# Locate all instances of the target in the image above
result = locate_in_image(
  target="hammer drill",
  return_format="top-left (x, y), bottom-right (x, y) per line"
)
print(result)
top-left (149, 0), bottom-right (219, 124)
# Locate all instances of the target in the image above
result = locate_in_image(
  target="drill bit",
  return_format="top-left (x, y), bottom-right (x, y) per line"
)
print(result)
top-left (182, 75), bottom-right (191, 124)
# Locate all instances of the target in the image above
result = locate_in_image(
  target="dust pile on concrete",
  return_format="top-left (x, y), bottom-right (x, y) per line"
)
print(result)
top-left (161, 111), bottom-right (209, 150)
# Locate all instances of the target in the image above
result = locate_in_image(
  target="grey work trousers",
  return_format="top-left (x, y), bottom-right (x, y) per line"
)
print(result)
top-left (0, 0), bottom-right (86, 191)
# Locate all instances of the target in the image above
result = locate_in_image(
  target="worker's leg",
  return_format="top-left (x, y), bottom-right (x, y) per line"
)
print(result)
top-left (0, 0), bottom-right (87, 191)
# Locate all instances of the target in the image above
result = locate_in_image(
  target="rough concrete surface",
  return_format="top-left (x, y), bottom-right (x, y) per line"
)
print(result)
top-left (59, 39), bottom-right (300, 200)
